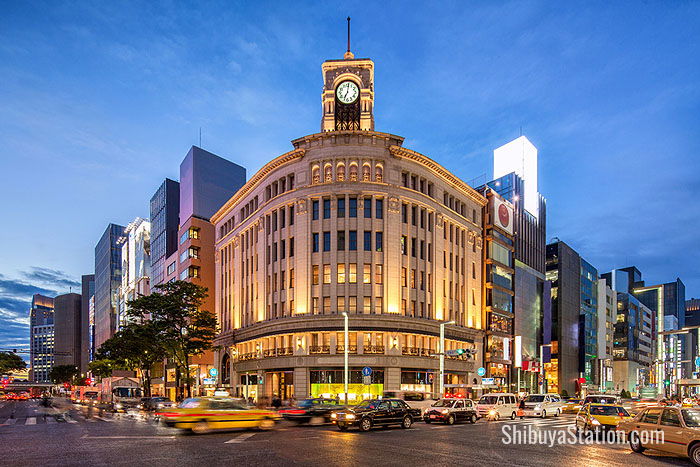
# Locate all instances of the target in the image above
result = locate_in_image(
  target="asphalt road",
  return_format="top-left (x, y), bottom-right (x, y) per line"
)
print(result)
top-left (0, 399), bottom-right (693, 467)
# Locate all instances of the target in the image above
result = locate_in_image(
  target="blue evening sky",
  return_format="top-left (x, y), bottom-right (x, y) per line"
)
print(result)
top-left (1, 1), bottom-right (699, 349)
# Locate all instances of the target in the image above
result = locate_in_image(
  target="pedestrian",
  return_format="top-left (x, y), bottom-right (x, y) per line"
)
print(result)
top-left (272, 394), bottom-right (282, 410)
top-left (517, 398), bottom-right (525, 419)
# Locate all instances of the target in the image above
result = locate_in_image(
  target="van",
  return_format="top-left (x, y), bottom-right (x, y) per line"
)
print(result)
top-left (476, 393), bottom-right (519, 420)
top-left (521, 393), bottom-right (565, 418)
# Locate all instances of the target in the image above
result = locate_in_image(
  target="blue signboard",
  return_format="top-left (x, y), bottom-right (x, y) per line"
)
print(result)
top-left (477, 367), bottom-right (486, 377)
top-left (362, 367), bottom-right (372, 377)
top-left (209, 368), bottom-right (218, 377)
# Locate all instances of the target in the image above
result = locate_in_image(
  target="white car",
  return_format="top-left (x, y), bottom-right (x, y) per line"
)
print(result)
top-left (521, 394), bottom-right (565, 418)
top-left (476, 393), bottom-right (519, 420)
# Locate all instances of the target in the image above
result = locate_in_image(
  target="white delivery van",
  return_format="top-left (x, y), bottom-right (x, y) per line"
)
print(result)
top-left (476, 393), bottom-right (519, 420)
top-left (521, 393), bottom-right (565, 418)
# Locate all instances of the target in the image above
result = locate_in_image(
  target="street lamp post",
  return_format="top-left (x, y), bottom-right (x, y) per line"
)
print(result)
top-left (439, 320), bottom-right (456, 397)
top-left (342, 312), bottom-right (349, 404)
top-left (539, 344), bottom-right (552, 394)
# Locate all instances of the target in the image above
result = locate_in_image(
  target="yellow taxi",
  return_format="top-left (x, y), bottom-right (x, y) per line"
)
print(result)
top-left (561, 399), bottom-right (582, 414)
top-left (160, 397), bottom-right (280, 434)
top-left (575, 403), bottom-right (632, 433)
top-left (619, 406), bottom-right (700, 465)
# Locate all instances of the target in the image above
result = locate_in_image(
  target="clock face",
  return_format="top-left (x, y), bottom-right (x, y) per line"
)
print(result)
top-left (336, 81), bottom-right (359, 104)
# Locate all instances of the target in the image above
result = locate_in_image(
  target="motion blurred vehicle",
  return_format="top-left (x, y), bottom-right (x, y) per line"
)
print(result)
top-left (628, 398), bottom-right (660, 414)
top-left (382, 390), bottom-right (437, 415)
top-left (561, 399), bottom-right (583, 414)
top-left (476, 393), bottom-right (518, 420)
top-left (619, 406), bottom-right (700, 465)
top-left (582, 394), bottom-right (620, 406)
top-left (423, 398), bottom-right (477, 425)
top-left (279, 398), bottom-right (344, 424)
top-left (332, 399), bottom-right (421, 432)
top-left (138, 396), bottom-right (174, 411)
top-left (521, 394), bottom-right (565, 418)
top-left (160, 397), bottom-right (279, 434)
top-left (575, 403), bottom-right (631, 433)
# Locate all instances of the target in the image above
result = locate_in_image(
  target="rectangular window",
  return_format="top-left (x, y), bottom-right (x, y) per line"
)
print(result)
top-left (289, 205), bottom-right (295, 225)
top-left (323, 264), bottom-right (331, 284)
top-left (280, 208), bottom-right (286, 228)
top-left (272, 211), bottom-right (277, 231)
top-left (401, 235), bottom-right (407, 255)
top-left (337, 263), bottom-right (346, 283)
top-left (312, 233), bottom-right (319, 253)
top-left (338, 296), bottom-right (346, 311)
top-left (349, 197), bottom-right (357, 217)
top-left (376, 198), bottom-right (383, 219)
top-left (375, 232), bottom-right (383, 252)
top-left (401, 299), bottom-right (407, 315)
top-left (337, 197), bottom-right (345, 218)
top-left (349, 230), bottom-right (357, 251)
top-left (312, 297), bottom-right (319, 315)
top-left (364, 231), bottom-right (372, 251)
top-left (323, 297), bottom-right (331, 314)
top-left (402, 204), bottom-right (408, 223)
top-left (349, 296), bottom-right (357, 313)
top-left (364, 196), bottom-right (372, 218)
top-left (420, 240), bottom-right (425, 260)
top-left (337, 230), bottom-right (345, 250)
top-left (272, 242), bottom-right (278, 262)
top-left (272, 273), bottom-right (277, 291)
top-left (364, 297), bottom-right (371, 313)
top-left (323, 231), bottom-right (331, 252)
top-left (312, 265), bottom-right (319, 285)
top-left (290, 268), bottom-right (295, 288)
top-left (312, 200), bottom-right (319, 220)
top-left (401, 267), bottom-right (407, 287)
top-left (363, 264), bottom-right (371, 284)
top-left (167, 261), bottom-right (176, 275)
top-left (323, 198), bottom-right (331, 219)
top-left (411, 237), bottom-right (416, 257)
top-left (290, 237), bottom-right (295, 257)
top-left (375, 297), bottom-right (383, 314)
top-left (349, 263), bottom-right (357, 283)
top-left (375, 264), bottom-right (383, 284)
top-left (420, 271), bottom-right (425, 290)
top-left (280, 239), bottom-right (286, 259)
top-left (410, 269), bottom-right (416, 288)
top-left (411, 206), bottom-right (417, 226)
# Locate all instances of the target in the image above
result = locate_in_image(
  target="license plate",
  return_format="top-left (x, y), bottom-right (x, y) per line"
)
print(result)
top-left (430, 415), bottom-right (436, 419)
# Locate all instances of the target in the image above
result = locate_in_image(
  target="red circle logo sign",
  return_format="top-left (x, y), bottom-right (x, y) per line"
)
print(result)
top-left (498, 203), bottom-right (510, 228)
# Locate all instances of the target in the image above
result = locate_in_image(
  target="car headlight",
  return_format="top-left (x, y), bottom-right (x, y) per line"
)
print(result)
top-left (535, 404), bottom-right (541, 410)
top-left (331, 413), bottom-right (337, 419)
top-left (489, 410), bottom-right (497, 416)
top-left (157, 403), bottom-right (164, 408)
top-left (591, 419), bottom-right (600, 425)
top-left (441, 409), bottom-right (449, 414)
top-left (346, 414), bottom-right (356, 420)
top-left (115, 403), bottom-right (123, 409)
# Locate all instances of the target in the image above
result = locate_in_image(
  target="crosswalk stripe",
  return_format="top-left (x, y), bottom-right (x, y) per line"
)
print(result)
top-left (95, 416), bottom-right (114, 422)
top-left (25, 417), bottom-right (36, 425)
top-left (65, 415), bottom-right (78, 424)
top-left (46, 417), bottom-right (56, 424)
top-left (3, 418), bottom-right (17, 425)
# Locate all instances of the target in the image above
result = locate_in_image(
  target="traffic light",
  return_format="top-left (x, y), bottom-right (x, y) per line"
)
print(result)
top-left (445, 348), bottom-right (477, 358)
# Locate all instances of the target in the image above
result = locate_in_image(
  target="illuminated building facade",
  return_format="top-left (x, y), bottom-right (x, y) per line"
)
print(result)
top-left (94, 223), bottom-right (125, 350)
top-left (117, 217), bottom-right (151, 330)
top-left (213, 48), bottom-right (486, 402)
top-left (29, 294), bottom-right (54, 383)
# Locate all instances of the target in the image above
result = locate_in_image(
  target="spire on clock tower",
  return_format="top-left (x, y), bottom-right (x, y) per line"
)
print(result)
top-left (320, 18), bottom-right (375, 132)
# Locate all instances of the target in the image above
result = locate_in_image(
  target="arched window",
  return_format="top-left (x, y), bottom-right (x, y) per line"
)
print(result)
top-left (221, 353), bottom-right (231, 385)
top-left (324, 164), bottom-right (333, 183)
top-left (375, 165), bottom-right (383, 183)
top-left (337, 163), bottom-right (346, 182)
top-left (349, 164), bottom-right (358, 181)
top-left (362, 164), bottom-right (371, 181)
top-left (312, 166), bottom-right (320, 184)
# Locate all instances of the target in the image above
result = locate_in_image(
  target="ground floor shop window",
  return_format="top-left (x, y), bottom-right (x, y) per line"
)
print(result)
top-left (309, 368), bottom-right (384, 401)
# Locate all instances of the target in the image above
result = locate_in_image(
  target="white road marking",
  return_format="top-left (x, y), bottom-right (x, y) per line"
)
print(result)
top-left (81, 435), bottom-right (176, 439)
top-left (46, 417), bottom-right (56, 424)
top-left (95, 416), bottom-right (114, 422)
top-left (25, 417), bottom-right (36, 425)
top-left (64, 415), bottom-right (78, 424)
top-left (3, 418), bottom-right (17, 425)
top-left (225, 432), bottom-right (258, 443)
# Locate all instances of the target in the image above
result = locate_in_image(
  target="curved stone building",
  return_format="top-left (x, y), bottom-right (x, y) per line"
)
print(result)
top-left (212, 49), bottom-right (487, 402)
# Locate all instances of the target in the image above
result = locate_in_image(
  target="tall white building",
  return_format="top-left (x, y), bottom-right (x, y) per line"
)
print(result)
top-left (596, 278), bottom-right (617, 391)
top-left (117, 218), bottom-right (151, 330)
top-left (493, 136), bottom-right (539, 218)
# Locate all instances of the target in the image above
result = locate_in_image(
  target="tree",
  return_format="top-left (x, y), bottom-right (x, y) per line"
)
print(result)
top-left (0, 351), bottom-right (26, 374)
top-left (88, 359), bottom-right (117, 380)
top-left (127, 281), bottom-right (216, 399)
top-left (49, 365), bottom-right (79, 385)
top-left (94, 321), bottom-right (167, 397)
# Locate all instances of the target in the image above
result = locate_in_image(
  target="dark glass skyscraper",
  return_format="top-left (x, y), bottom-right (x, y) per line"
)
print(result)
top-left (53, 292), bottom-right (82, 371)
top-left (80, 274), bottom-right (94, 373)
top-left (150, 178), bottom-right (180, 286)
top-left (94, 223), bottom-right (124, 351)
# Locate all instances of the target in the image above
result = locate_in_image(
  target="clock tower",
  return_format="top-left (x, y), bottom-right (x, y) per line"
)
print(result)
top-left (320, 19), bottom-right (375, 132)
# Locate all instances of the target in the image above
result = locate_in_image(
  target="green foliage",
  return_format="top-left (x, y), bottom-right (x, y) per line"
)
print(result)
top-left (0, 351), bottom-right (26, 374)
top-left (88, 359), bottom-right (117, 379)
top-left (49, 365), bottom-right (79, 384)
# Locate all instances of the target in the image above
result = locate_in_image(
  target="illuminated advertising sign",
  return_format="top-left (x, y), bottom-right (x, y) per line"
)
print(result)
top-left (492, 195), bottom-right (514, 235)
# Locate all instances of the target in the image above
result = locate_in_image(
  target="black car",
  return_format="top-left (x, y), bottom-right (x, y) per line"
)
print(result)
top-left (279, 398), bottom-right (345, 424)
top-left (332, 399), bottom-right (422, 431)
top-left (423, 398), bottom-right (477, 425)
top-left (139, 396), bottom-right (174, 411)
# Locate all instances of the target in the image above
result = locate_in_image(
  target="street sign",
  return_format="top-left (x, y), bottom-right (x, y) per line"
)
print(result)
top-left (209, 368), bottom-right (218, 377)
top-left (363, 375), bottom-right (371, 385)
top-left (362, 366), bottom-right (372, 377)
top-left (202, 377), bottom-right (216, 385)
top-left (481, 378), bottom-right (495, 385)
top-left (477, 367), bottom-right (486, 377)
top-left (695, 357), bottom-right (700, 367)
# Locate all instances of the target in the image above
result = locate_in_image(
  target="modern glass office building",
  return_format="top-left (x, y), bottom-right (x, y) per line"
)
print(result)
top-left (29, 294), bottom-right (54, 383)
top-left (94, 223), bottom-right (125, 351)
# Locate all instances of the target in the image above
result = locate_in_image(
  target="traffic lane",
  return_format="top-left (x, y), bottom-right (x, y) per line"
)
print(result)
top-left (0, 399), bottom-right (43, 419)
